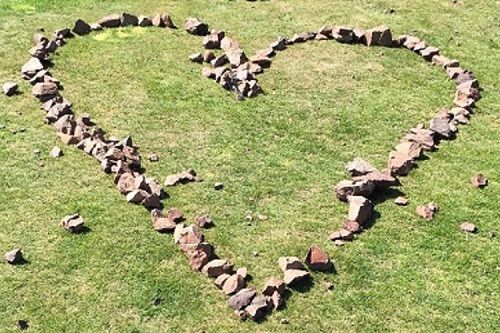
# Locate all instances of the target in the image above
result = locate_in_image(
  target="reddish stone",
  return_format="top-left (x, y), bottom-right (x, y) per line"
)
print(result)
top-left (304, 245), bottom-right (333, 271)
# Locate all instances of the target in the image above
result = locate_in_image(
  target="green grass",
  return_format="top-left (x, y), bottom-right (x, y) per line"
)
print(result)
top-left (1, 0), bottom-right (499, 332)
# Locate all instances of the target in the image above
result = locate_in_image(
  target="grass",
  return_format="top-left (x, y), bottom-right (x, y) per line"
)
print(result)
top-left (1, 0), bottom-right (499, 332)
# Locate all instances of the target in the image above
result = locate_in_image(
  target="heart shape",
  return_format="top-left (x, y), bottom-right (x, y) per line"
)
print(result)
top-left (17, 12), bottom-right (480, 323)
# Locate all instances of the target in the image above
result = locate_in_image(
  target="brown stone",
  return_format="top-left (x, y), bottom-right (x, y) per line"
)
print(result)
top-left (332, 26), bottom-right (354, 43)
top-left (343, 220), bottom-right (362, 233)
top-left (60, 213), bottom-right (85, 233)
top-left (98, 14), bottom-right (121, 28)
top-left (471, 173), bottom-right (488, 188)
top-left (185, 17), bottom-right (208, 36)
top-left (236, 267), bottom-right (248, 279)
top-left (268, 290), bottom-right (283, 310)
top-left (334, 179), bottom-right (375, 202)
top-left (388, 150), bottom-right (414, 176)
top-left (420, 47), bottom-right (439, 61)
top-left (250, 55), bottom-right (272, 68)
top-left (174, 224), bottom-right (204, 245)
top-left (211, 54), bottom-right (228, 67)
top-left (73, 19), bottom-right (91, 35)
top-left (228, 288), bottom-right (256, 311)
top-left (221, 36), bottom-right (240, 51)
top-left (32, 82), bottom-right (58, 98)
top-left (262, 277), bottom-right (286, 296)
top-left (58, 132), bottom-right (79, 145)
top-left (49, 146), bottom-right (63, 158)
top-left (395, 141), bottom-right (423, 160)
top-left (167, 208), bottom-right (184, 223)
top-left (394, 196), bottom-right (409, 206)
top-left (365, 25), bottom-right (392, 47)
top-left (141, 194), bottom-right (161, 209)
top-left (126, 190), bottom-right (149, 204)
top-left (138, 16), bottom-right (152, 27)
top-left (189, 53), bottom-right (203, 63)
top-left (346, 157), bottom-right (377, 176)
top-left (4, 248), bottom-right (24, 264)
top-left (202, 259), bottom-right (234, 277)
top-left (161, 14), bottom-right (176, 28)
top-left (152, 14), bottom-right (164, 27)
top-left (427, 202), bottom-right (439, 213)
top-left (2, 82), bottom-right (18, 96)
top-left (284, 269), bottom-right (310, 286)
top-left (245, 295), bottom-right (269, 321)
top-left (214, 273), bottom-right (231, 289)
top-left (226, 48), bottom-right (248, 67)
top-left (202, 33), bottom-right (221, 49)
top-left (150, 209), bottom-right (176, 232)
top-left (270, 37), bottom-right (287, 51)
top-left (347, 196), bottom-right (374, 226)
top-left (278, 256), bottom-right (304, 272)
top-left (416, 205), bottom-right (434, 220)
top-left (429, 116), bottom-right (451, 138)
top-left (352, 171), bottom-right (399, 190)
top-left (180, 242), bottom-right (213, 271)
top-left (223, 274), bottom-right (245, 295)
top-left (304, 245), bottom-right (333, 271)
top-left (120, 13), bottom-right (138, 26)
top-left (460, 222), bottom-right (477, 233)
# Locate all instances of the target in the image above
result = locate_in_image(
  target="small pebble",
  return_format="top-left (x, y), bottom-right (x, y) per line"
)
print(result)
top-left (252, 251), bottom-right (259, 257)
top-left (19, 128), bottom-right (26, 132)
top-left (246, 215), bottom-right (253, 222)
top-left (17, 320), bottom-right (29, 330)
top-left (280, 319), bottom-right (289, 324)
top-left (34, 149), bottom-right (41, 155)
top-left (326, 282), bottom-right (334, 290)
top-left (257, 215), bottom-right (268, 221)
top-left (214, 182), bottom-right (224, 190)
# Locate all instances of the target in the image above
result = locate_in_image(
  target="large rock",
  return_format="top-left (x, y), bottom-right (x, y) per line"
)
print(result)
top-left (150, 209), bottom-right (176, 232)
top-left (60, 213), bottom-right (85, 233)
top-left (364, 25), bottom-right (392, 47)
top-left (32, 82), bottom-right (58, 98)
top-left (220, 36), bottom-right (240, 51)
top-left (347, 196), bottom-right (374, 225)
top-left (173, 224), bottom-right (204, 245)
top-left (262, 277), bottom-right (286, 296)
top-left (120, 13), bottom-right (138, 26)
top-left (138, 16), bottom-right (152, 27)
top-left (2, 82), bottom-right (18, 96)
top-left (304, 245), bottom-right (333, 271)
top-left (278, 256), bottom-right (304, 272)
top-left (73, 19), bottom-right (91, 35)
top-left (185, 18), bottom-right (208, 36)
top-left (22, 58), bottom-right (45, 77)
top-left (202, 31), bottom-right (224, 49)
top-left (126, 189), bottom-right (149, 204)
top-left (387, 150), bottom-right (414, 176)
top-left (430, 117), bottom-right (451, 138)
top-left (346, 157), bottom-right (377, 176)
top-left (222, 274), bottom-right (245, 295)
top-left (245, 295), bottom-right (269, 321)
top-left (334, 179), bottom-right (375, 201)
top-left (228, 288), bottom-right (256, 310)
top-left (142, 193), bottom-right (161, 209)
top-left (98, 14), bottom-right (121, 28)
top-left (332, 26), bottom-right (353, 43)
top-left (352, 171), bottom-right (399, 190)
top-left (226, 48), bottom-right (248, 67)
top-left (284, 269), bottom-right (310, 286)
top-left (180, 242), bottom-right (213, 271)
top-left (395, 141), bottom-right (423, 160)
top-left (4, 248), bottom-right (24, 264)
top-left (202, 259), bottom-right (234, 277)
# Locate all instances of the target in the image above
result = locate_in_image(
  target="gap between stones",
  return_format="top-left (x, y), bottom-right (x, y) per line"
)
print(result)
top-left (11, 11), bottom-right (481, 323)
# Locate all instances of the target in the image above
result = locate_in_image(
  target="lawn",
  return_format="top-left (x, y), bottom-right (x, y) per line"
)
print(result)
top-left (0, 0), bottom-right (499, 332)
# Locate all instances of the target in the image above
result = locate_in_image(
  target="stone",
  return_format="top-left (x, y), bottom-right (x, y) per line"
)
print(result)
top-left (270, 37), bottom-right (287, 51)
top-left (454, 89), bottom-right (477, 108)
top-left (334, 239), bottom-right (345, 246)
top-left (73, 19), bottom-right (91, 35)
top-left (420, 46), bottom-right (440, 61)
top-left (151, 210), bottom-right (176, 232)
top-left (180, 242), bottom-right (213, 271)
top-left (22, 58), bottom-right (44, 77)
top-left (429, 116), bottom-right (451, 138)
top-left (268, 290), bottom-right (283, 310)
top-left (2, 82), bottom-right (18, 96)
top-left (161, 14), bottom-right (176, 28)
top-left (220, 36), bottom-right (240, 51)
top-left (202, 33), bottom-right (221, 49)
top-left (387, 150), bottom-right (414, 176)
top-left (394, 196), bottom-right (409, 206)
top-left (195, 214), bottom-right (213, 228)
top-left (174, 224), bottom-right (204, 245)
top-left (214, 273), bottom-right (231, 289)
top-left (17, 320), bottom-right (29, 330)
top-left (364, 25), bottom-right (392, 47)
top-left (304, 245), bottom-right (333, 271)
top-left (250, 55), bottom-right (272, 68)
top-left (138, 16), bottom-right (152, 27)
top-left (347, 196), bottom-right (374, 226)
top-left (352, 171), bottom-right (399, 190)
top-left (60, 213), bottom-right (85, 233)
top-left (4, 248), bottom-right (24, 264)
top-left (471, 173), bottom-right (488, 188)
top-left (214, 182), bottom-right (224, 190)
top-left (189, 53), bottom-right (203, 63)
top-left (460, 222), bottom-right (477, 233)
top-left (223, 274), bottom-right (245, 295)
top-left (257, 215), bottom-right (268, 221)
top-left (278, 256), bottom-right (304, 272)
top-left (332, 26), bottom-right (354, 43)
top-left (416, 205), bottom-right (434, 221)
top-left (185, 17), bottom-right (208, 36)
top-left (90, 23), bottom-right (102, 31)
top-left (152, 14), bottom-right (164, 27)
top-left (256, 47), bottom-right (275, 58)
top-left (290, 32), bottom-right (315, 43)
top-left (228, 288), bottom-right (256, 311)
top-left (49, 146), bottom-right (63, 158)
top-left (395, 141), bottom-right (423, 160)
top-left (245, 295), bottom-right (269, 321)
top-left (211, 55), bottom-right (227, 67)
top-left (346, 157), bottom-right (377, 176)
top-left (164, 169), bottom-right (197, 186)
top-left (202, 259), bottom-right (234, 277)
top-left (126, 190), bottom-right (149, 204)
top-left (167, 208), bottom-right (184, 223)
top-left (32, 82), bottom-right (58, 98)
top-left (284, 269), bottom-right (310, 286)
top-left (236, 267), bottom-right (248, 279)
top-left (343, 220), bottom-right (362, 233)
top-left (427, 202), bottom-right (439, 213)
top-left (58, 132), bottom-right (79, 145)
top-left (353, 27), bottom-right (366, 43)
top-left (262, 277), bottom-right (286, 296)
top-left (334, 179), bottom-right (375, 201)
top-left (98, 14), bottom-right (121, 28)
top-left (141, 194), bottom-right (161, 209)
top-left (447, 67), bottom-right (464, 80)
top-left (120, 13), bottom-right (138, 26)
top-left (226, 48), bottom-right (248, 67)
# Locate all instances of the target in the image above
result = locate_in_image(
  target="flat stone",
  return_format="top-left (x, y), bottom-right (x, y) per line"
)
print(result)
top-left (4, 248), bottom-right (24, 264)
top-left (364, 25), bottom-right (392, 47)
top-left (185, 17), bottom-right (208, 36)
top-left (141, 194), bottom-right (161, 209)
top-left (395, 141), bottom-right (423, 160)
top-left (98, 14), bottom-right (121, 28)
top-left (2, 82), bottom-right (18, 96)
top-left (126, 190), bottom-right (149, 204)
top-left (22, 58), bottom-right (44, 77)
top-left (346, 157), bottom-right (377, 176)
top-left (180, 242), bottom-right (213, 271)
top-left (304, 245), bottom-right (333, 271)
top-left (214, 273), bottom-right (231, 289)
top-left (387, 150), bottom-right (414, 176)
top-left (152, 14), bottom-right (164, 27)
top-left (195, 214), bottom-right (213, 228)
top-left (222, 274), bottom-right (245, 295)
top-left (420, 46), bottom-right (440, 61)
top-left (73, 19), bottom-right (91, 35)
top-left (471, 173), bottom-right (488, 188)
top-left (211, 54), bottom-right (228, 67)
top-left (352, 171), bottom-right (399, 190)
top-left (416, 205), bottom-right (434, 220)
top-left (262, 276), bottom-right (286, 296)
top-left (202, 33), bottom-right (221, 49)
top-left (202, 259), bottom-right (234, 277)
top-left (60, 213), bottom-right (85, 233)
top-left (394, 196), bottom-right (409, 206)
top-left (460, 222), bottom-right (477, 233)
top-left (228, 288), bottom-right (256, 311)
top-left (278, 256), bottom-right (304, 272)
top-left (32, 82), bottom-right (58, 98)
top-left (49, 146), bottom-right (63, 158)
top-left (334, 179), bottom-right (375, 201)
top-left (347, 196), bottom-right (374, 226)
top-left (283, 269), bottom-right (310, 286)
top-left (151, 211), bottom-right (176, 233)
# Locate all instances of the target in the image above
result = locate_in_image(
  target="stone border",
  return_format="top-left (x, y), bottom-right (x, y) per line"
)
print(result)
top-left (15, 13), bottom-right (480, 323)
